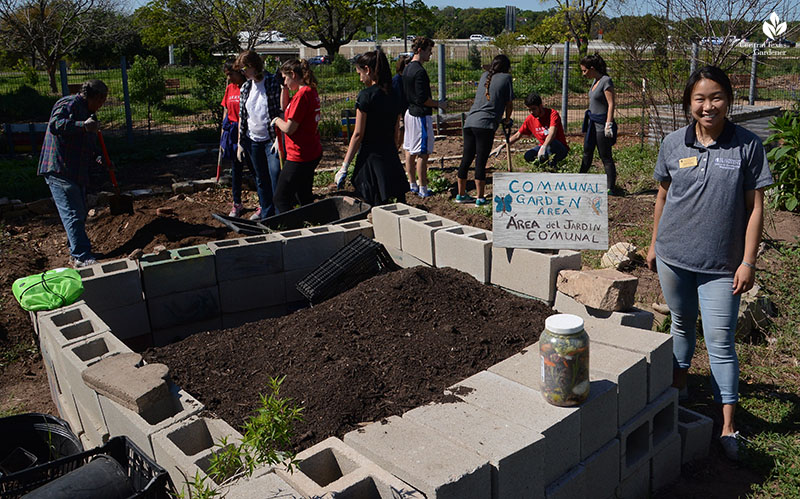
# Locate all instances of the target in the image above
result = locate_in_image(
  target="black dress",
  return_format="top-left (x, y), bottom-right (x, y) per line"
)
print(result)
top-left (352, 85), bottom-right (410, 205)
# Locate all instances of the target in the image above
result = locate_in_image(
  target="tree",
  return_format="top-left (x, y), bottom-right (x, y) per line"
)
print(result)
top-left (72, 11), bottom-right (143, 68)
top-left (547, 0), bottom-right (616, 58)
top-left (284, 0), bottom-right (390, 56)
top-left (128, 54), bottom-right (165, 133)
top-left (0, 0), bottom-right (115, 93)
top-left (492, 32), bottom-right (522, 55)
top-left (526, 11), bottom-right (570, 62)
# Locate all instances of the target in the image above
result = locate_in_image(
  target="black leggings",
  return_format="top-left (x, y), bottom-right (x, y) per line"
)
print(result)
top-left (580, 123), bottom-right (617, 189)
top-left (273, 156), bottom-right (321, 213)
top-left (458, 127), bottom-right (495, 181)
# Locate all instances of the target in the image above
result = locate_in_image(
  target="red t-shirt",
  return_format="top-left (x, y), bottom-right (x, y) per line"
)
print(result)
top-left (284, 86), bottom-right (322, 162)
top-left (221, 83), bottom-right (241, 123)
top-left (518, 108), bottom-right (568, 149)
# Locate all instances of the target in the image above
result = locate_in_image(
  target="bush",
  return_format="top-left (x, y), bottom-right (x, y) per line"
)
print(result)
top-left (189, 59), bottom-right (226, 128)
top-left (331, 54), bottom-right (350, 74)
top-left (13, 59), bottom-right (39, 86)
top-left (128, 55), bottom-right (166, 132)
top-left (468, 45), bottom-right (482, 70)
top-left (766, 111), bottom-right (800, 211)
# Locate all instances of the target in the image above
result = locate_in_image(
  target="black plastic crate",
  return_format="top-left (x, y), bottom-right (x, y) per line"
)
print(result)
top-left (0, 436), bottom-right (174, 498)
top-left (297, 235), bottom-right (399, 303)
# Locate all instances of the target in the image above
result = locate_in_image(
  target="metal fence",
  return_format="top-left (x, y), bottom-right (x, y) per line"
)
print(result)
top-left (2, 44), bottom-right (799, 154)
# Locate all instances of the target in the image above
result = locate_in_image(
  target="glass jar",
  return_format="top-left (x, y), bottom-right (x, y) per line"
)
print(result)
top-left (540, 314), bottom-right (590, 407)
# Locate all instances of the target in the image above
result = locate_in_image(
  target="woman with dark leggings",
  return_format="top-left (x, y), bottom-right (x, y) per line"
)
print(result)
top-left (455, 54), bottom-right (513, 206)
top-left (271, 59), bottom-right (322, 213)
top-left (579, 53), bottom-right (620, 195)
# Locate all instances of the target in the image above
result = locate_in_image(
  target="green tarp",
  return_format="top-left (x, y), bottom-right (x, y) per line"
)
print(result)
top-left (12, 268), bottom-right (84, 312)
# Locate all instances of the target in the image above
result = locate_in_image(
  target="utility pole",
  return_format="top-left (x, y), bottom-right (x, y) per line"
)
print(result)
top-left (403, 0), bottom-right (408, 52)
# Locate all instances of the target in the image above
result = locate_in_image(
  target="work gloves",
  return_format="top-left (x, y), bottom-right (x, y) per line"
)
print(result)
top-left (83, 116), bottom-right (99, 133)
top-left (604, 122), bottom-right (614, 138)
top-left (335, 162), bottom-right (349, 188)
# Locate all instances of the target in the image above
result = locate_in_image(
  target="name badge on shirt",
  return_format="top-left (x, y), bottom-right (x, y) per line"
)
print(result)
top-left (679, 156), bottom-right (698, 168)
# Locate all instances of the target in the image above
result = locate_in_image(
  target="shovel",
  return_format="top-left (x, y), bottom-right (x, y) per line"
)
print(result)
top-left (501, 119), bottom-right (514, 172)
top-left (96, 131), bottom-right (134, 215)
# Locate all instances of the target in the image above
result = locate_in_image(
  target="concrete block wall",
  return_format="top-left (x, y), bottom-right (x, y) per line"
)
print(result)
top-left (434, 226), bottom-right (493, 283)
top-left (399, 214), bottom-right (459, 265)
top-left (371, 203), bottom-right (427, 250)
top-left (677, 406), bottom-right (713, 464)
top-left (490, 248), bottom-right (581, 303)
top-left (554, 291), bottom-right (655, 330)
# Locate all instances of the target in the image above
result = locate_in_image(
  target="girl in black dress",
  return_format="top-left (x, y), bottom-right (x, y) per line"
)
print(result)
top-left (336, 50), bottom-right (410, 205)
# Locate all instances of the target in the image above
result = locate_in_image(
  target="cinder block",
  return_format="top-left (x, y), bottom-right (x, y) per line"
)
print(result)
top-left (677, 406), bottom-right (713, 464)
top-left (344, 415), bottom-right (492, 499)
top-left (207, 234), bottom-right (284, 282)
top-left (38, 301), bottom-right (110, 352)
top-left (152, 316), bottom-right (222, 347)
top-left (618, 406), bottom-right (651, 479)
top-left (584, 318), bottom-right (673, 403)
top-left (96, 300), bottom-right (151, 341)
top-left (30, 311), bottom-right (39, 337)
top-left (280, 225), bottom-right (345, 271)
top-left (98, 382), bottom-right (203, 458)
top-left (581, 438), bottom-right (620, 499)
top-left (651, 432), bottom-right (681, 492)
top-left (617, 458), bottom-right (649, 499)
top-left (337, 220), bottom-right (375, 245)
top-left (277, 437), bottom-right (424, 498)
top-left (384, 245), bottom-right (430, 269)
top-left (222, 305), bottom-right (286, 329)
top-left (56, 391), bottom-right (83, 437)
top-left (147, 285), bottom-right (220, 330)
top-left (487, 346), bottom-right (617, 461)
top-left (434, 226), bottom-right (493, 283)
top-left (554, 291), bottom-right (654, 330)
top-left (284, 267), bottom-right (316, 303)
top-left (152, 416), bottom-right (243, 492)
top-left (399, 214), bottom-right (459, 265)
top-left (545, 464), bottom-right (585, 499)
top-left (491, 248), bottom-right (581, 303)
top-left (59, 331), bottom-right (131, 423)
top-left (447, 370), bottom-right (580, 485)
top-left (139, 244), bottom-right (217, 298)
top-left (650, 388), bottom-right (679, 455)
top-left (218, 274), bottom-right (285, 313)
top-left (224, 471), bottom-right (303, 499)
top-left (371, 203), bottom-right (427, 250)
top-left (73, 392), bottom-right (110, 448)
top-left (590, 342), bottom-right (648, 426)
top-left (76, 259), bottom-right (144, 312)
top-left (404, 401), bottom-right (545, 499)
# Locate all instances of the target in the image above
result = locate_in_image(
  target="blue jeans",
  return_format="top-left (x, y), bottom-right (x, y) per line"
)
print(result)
top-left (656, 257), bottom-right (741, 404)
top-left (45, 174), bottom-right (92, 260)
top-left (524, 139), bottom-right (568, 168)
top-left (240, 135), bottom-right (280, 216)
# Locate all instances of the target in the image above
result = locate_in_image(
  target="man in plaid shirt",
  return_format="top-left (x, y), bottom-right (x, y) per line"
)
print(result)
top-left (38, 80), bottom-right (108, 267)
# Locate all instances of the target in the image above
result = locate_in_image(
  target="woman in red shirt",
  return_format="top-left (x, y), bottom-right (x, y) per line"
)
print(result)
top-left (271, 58), bottom-right (322, 213)
top-left (220, 61), bottom-right (247, 217)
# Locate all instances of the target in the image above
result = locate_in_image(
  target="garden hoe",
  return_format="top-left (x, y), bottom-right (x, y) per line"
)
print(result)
top-left (502, 119), bottom-right (514, 172)
top-left (97, 131), bottom-right (134, 215)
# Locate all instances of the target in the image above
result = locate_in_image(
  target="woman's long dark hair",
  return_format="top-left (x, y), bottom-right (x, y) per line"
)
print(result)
top-left (579, 53), bottom-right (608, 76)
top-left (485, 54), bottom-right (511, 101)
top-left (356, 50), bottom-right (393, 94)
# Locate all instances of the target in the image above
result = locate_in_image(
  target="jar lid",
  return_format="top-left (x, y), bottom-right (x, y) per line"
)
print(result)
top-left (545, 314), bottom-right (584, 335)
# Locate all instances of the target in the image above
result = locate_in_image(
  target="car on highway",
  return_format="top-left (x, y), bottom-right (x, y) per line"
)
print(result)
top-left (308, 55), bottom-right (330, 65)
top-left (386, 36), bottom-right (403, 42)
top-left (469, 34), bottom-right (493, 43)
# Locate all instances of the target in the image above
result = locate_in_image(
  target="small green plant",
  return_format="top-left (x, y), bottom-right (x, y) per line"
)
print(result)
top-left (314, 170), bottom-right (334, 187)
top-left (331, 54), bottom-right (351, 75)
top-left (129, 55), bottom-right (166, 133)
top-left (181, 376), bottom-right (303, 497)
top-left (468, 45), bottom-right (482, 70)
top-left (427, 169), bottom-right (450, 194)
top-left (766, 111), bottom-right (800, 212)
top-left (13, 59), bottom-right (39, 86)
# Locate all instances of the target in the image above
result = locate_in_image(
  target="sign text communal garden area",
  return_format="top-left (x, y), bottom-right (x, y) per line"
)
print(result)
top-left (492, 173), bottom-right (609, 250)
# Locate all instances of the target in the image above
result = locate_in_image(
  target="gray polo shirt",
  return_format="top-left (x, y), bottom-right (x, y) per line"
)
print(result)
top-left (654, 120), bottom-right (772, 274)
top-left (463, 72), bottom-right (514, 130)
top-left (588, 75), bottom-right (613, 116)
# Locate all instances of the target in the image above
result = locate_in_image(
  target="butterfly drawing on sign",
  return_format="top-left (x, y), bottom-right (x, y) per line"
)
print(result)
top-left (494, 193), bottom-right (512, 217)
top-left (590, 196), bottom-right (603, 216)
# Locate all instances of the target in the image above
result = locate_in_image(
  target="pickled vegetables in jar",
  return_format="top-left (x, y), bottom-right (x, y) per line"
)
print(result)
top-left (540, 314), bottom-right (589, 406)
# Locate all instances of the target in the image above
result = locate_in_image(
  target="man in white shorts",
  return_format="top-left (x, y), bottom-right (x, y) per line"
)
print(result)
top-left (403, 36), bottom-right (446, 197)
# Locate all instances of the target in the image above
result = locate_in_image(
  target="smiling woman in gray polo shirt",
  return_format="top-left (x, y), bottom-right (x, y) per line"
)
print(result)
top-left (646, 66), bottom-right (772, 461)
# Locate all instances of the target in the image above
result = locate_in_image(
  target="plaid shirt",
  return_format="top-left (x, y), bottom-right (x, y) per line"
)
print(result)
top-left (37, 94), bottom-right (98, 186)
top-left (238, 73), bottom-right (282, 143)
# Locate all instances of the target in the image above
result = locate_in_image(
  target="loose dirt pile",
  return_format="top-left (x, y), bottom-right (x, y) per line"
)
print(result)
top-left (144, 266), bottom-right (552, 450)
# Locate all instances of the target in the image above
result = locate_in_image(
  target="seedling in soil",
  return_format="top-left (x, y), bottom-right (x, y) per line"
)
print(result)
top-left (182, 376), bottom-right (303, 497)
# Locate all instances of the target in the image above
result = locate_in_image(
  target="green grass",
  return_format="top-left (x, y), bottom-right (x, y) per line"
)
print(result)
top-left (0, 340), bottom-right (37, 368)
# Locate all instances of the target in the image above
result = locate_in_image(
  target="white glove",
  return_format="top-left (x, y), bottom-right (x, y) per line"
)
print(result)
top-left (83, 116), bottom-right (99, 133)
top-left (236, 145), bottom-right (245, 162)
top-left (335, 162), bottom-right (349, 188)
top-left (270, 117), bottom-right (280, 128)
top-left (270, 140), bottom-right (279, 155)
top-left (537, 147), bottom-right (547, 159)
top-left (490, 144), bottom-right (504, 158)
top-left (604, 122), bottom-right (613, 138)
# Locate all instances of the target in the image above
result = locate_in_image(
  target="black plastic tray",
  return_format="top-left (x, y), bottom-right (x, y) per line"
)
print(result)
top-left (213, 195), bottom-right (371, 235)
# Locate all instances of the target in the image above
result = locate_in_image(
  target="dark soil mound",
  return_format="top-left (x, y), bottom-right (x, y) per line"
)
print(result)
top-left (144, 266), bottom-right (552, 450)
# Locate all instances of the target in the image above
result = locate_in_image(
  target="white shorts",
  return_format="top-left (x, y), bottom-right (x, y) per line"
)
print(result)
top-left (403, 111), bottom-right (434, 156)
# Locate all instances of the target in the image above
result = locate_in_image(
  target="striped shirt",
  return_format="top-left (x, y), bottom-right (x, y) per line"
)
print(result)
top-left (37, 94), bottom-right (98, 186)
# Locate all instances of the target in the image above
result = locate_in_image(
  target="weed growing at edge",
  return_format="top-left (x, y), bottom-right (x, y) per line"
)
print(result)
top-left (180, 376), bottom-right (303, 497)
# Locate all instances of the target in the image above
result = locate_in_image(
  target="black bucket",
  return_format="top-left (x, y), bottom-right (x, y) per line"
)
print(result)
top-left (22, 454), bottom-right (134, 499)
top-left (0, 413), bottom-right (83, 477)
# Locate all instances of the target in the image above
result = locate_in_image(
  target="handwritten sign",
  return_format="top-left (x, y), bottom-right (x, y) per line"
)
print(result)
top-left (492, 173), bottom-right (608, 250)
